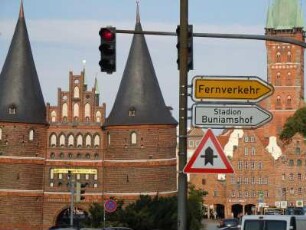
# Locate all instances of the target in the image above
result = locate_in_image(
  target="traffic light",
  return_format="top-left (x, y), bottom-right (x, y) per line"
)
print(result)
top-left (176, 25), bottom-right (193, 71)
top-left (76, 182), bottom-right (86, 202)
top-left (99, 27), bottom-right (116, 74)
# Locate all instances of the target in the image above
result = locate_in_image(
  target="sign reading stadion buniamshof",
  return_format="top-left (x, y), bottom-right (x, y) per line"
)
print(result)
top-left (192, 104), bottom-right (272, 129)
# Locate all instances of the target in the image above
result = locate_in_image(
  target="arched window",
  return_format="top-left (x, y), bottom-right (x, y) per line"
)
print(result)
top-left (50, 134), bottom-right (57, 147)
top-left (62, 103), bottom-right (68, 118)
top-left (131, 132), bottom-right (137, 144)
top-left (73, 103), bottom-right (79, 118)
top-left (51, 111), bottom-right (57, 122)
top-left (85, 103), bottom-right (91, 119)
top-left (29, 129), bottom-right (34, 141)
top-left (74, 86), bottom-right (80, 98)
top-left (96, 111), bottom-right (102, 122)
top-left (94, 135), bottom-right (100, 147)
top-left (59, 134), bottom-right (65, 147)
top-left (77, 134), bottom-right (83, 147)
top-left (86, 134), bottom-right (91, 147)
top-left (68, 135), bottom-right (74, 147)
top-left (0, 128), bottom-right (2, 140)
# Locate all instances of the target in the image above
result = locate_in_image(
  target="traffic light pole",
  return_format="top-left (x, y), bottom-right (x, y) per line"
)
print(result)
top-left (178, 0), bottom-right (188, 229)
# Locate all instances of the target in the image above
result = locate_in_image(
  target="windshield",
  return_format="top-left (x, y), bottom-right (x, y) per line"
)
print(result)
top-left (244, 220), bottom-right (287, 230)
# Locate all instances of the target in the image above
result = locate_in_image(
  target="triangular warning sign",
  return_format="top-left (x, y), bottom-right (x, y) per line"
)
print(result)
top-left (184, 129), bottom-right (234, 174)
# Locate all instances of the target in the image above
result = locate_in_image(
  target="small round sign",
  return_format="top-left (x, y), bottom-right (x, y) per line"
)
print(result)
top-left (104, 199), bottom-right (117, 213)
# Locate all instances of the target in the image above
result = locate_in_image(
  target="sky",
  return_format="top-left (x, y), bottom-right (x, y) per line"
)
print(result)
top-left (0, 0), bottom-right (305, 123)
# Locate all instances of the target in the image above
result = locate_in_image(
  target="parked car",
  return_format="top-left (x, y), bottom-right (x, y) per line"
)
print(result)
top-left (218, 218), bottom-right (240, 228)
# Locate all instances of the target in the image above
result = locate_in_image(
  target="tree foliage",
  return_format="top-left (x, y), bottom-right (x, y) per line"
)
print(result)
top-left (280, 107), bottom-right (306, 141)
top-left (84, 183), bottom-right (207, 230)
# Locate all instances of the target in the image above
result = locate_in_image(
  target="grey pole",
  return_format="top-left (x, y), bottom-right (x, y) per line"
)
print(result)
top-left (178, 0), bottom-right (188, 229)
top-left (69, 171), bottom-right (74, 227)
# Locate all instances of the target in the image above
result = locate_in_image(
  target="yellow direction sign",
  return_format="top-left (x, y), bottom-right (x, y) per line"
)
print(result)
top-left (193, 76), bottom-right (274, 102)
top-left (52, 168), bottom-right (97, 174)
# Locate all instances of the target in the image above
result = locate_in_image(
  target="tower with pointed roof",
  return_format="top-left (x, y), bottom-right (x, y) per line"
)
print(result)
top-left (0, 2), bottom-right (47, 229)
top-left (262, 0), bottom-right (305, 138)
top-left (103, 4), bottom-right (178, 201)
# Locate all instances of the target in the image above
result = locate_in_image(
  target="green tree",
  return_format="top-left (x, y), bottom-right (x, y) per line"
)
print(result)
top-left (85, 185), bottom-right (207, 230)
top-left (280, 107), bottom-right (306, 141)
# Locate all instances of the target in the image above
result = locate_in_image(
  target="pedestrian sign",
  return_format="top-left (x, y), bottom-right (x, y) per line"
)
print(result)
top-left (183, 129), bottom-right (234, 174)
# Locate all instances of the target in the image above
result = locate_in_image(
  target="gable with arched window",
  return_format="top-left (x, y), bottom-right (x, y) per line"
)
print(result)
top-left (96, 111), bottom-right (102, 122)
top-left (73, 103), bottom-right (79, 119)
top-left (85, 103), bottom-right (91, 120)
top-left (74, 86), bottom-right (80, 98)
top-left (62, 103), bottom-right (68, 119)
top-left (51, 111), bottom-right (57, 122)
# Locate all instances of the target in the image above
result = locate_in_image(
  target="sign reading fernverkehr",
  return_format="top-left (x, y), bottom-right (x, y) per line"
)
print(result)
top-left (193, 76), bottom-right (274, 102)
top-left (193, 104), bottom-right (272, 129)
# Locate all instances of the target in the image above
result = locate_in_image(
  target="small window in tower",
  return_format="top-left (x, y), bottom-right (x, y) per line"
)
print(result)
top-left (287, 51), bottom-right (292, 62)
top-left (131, 132), bottom-right (137, 145)
top-left (129, 107), bottom-right (136, 117)
top-left (286, 72), bottom-right (292, 86)
top-left (107, 133), bottom-right (111, 146)
top-left (275, 73), bottom-right (281, 86)
top-left (286, 96), bottom-right (292, 106)
top-left (28, 129), bottom-right (34, 141)
top-left (276, 52), bottom-right (281, 62)
top-left (276, 96), bottom-right (281, 106)
top-left (8, 105), bottom-right (16, 114)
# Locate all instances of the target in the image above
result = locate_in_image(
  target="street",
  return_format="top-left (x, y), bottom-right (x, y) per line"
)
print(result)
top-left (201, 219), bottom-right (219, 230)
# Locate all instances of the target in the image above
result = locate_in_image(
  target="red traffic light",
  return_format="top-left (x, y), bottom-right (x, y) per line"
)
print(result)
top-left (99, 28), bottom-right (115, 41)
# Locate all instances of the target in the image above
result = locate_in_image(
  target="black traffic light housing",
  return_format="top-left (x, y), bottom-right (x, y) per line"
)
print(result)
top-left (176, 25), bottom-right (193, 71)
top-left (76, 182), bottom-right (86, 202)
top-left (99, 27), bottom-right (116, 74)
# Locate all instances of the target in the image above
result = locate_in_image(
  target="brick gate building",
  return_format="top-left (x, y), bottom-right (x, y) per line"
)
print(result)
top-left (0, 3), bottom-right (177, 229)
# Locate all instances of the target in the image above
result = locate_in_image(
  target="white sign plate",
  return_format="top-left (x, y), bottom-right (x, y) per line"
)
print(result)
top-left (193, 104), bottom-right (272, 129)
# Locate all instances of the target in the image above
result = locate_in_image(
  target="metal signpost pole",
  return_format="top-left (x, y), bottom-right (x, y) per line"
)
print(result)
top-left (178, 0), bottom-right (188, 229)
top-left (69, 171), bottom-right (74, 227)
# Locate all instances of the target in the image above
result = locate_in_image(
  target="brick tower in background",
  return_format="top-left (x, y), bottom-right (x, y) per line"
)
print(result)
top-left (260, 0), bottom-right (305, 138)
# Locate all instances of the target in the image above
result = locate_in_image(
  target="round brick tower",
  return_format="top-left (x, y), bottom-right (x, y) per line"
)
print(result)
top-left (0, 3), bottom-right (47, 229)
top-left (103, 5), bottom-right (178, 202)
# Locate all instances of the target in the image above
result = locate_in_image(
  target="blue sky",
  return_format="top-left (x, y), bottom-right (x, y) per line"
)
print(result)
top-left (0, 0), bottom-right (305, 121)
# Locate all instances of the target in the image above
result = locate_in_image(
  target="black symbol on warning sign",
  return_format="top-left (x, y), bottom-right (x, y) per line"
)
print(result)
top-left (200, 147), bottom-right (218, 166)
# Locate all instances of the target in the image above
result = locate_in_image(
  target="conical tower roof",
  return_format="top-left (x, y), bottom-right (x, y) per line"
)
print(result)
top-left (266, 0), bottom-right (304, 30)
top-left (0, 2), bottom-right (46, 124)
top-left (104, 5), bottom-right (177, 126)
